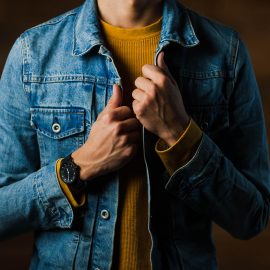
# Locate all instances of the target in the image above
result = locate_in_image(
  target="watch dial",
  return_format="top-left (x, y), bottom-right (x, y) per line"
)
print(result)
top-left (61, 163), bottom-right (77, 184)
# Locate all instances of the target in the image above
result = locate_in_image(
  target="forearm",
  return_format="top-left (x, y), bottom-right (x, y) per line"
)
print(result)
top-left (155, 118), bottom-right (269, 239)
top-left (165, 133), bottom-right (270, 239)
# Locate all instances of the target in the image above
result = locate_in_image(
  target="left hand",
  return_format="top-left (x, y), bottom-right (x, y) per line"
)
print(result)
top-left (132, 51), bottom-right (190, 147)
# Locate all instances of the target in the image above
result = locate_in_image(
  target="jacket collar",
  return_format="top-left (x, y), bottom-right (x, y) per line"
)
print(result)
top-left (72, 0), bottom-right (199, 56)
top-left (159, 0), bottom-right (199, 47)
top-left (73, 0), bottom-right (102, 56)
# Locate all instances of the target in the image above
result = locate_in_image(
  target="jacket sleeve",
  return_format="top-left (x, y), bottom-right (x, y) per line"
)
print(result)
top-left (164, 36), bottom-right (270, 240)
top-left (0, 37), bottom-right (74, 240)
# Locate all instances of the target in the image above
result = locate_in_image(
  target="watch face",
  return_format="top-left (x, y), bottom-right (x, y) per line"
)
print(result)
top-left (60, 162), bottom-right (78, 184)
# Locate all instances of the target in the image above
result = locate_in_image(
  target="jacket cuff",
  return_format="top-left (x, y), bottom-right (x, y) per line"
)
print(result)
top-left (155, 118), bottom-right (203, 175)
top-left (34, 162), bottom-right (74, 228)
top-left (56, 159), bottom-right (86, 208)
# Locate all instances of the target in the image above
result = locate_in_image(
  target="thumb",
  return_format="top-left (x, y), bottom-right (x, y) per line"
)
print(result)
top-left (157, 51), bottom-right (173, 79)
top-left (107, 84), bottom-right (123, 109)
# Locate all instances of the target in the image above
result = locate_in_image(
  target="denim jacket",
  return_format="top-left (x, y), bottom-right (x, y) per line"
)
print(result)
top-left (0, 0), bottom-right (269, 269)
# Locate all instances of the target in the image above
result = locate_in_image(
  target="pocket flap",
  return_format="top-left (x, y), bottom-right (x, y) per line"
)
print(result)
top-left (30, 107), bottom-right (85, 139)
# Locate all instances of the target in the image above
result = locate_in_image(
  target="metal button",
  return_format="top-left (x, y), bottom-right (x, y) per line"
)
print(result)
top-left (52, 123), bottom-right (61, 133)
top-left (101, 209), bottom-right (110, 220)
top-left (201, 121), bottom-right (209, 130)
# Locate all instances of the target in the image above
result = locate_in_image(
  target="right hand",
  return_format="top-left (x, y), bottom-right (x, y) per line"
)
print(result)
top-left (72, 84), bottom-right (140, 181)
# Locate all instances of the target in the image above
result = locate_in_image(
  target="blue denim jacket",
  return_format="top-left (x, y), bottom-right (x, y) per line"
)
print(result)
top-left (0, 0), bottom-right (269, 269)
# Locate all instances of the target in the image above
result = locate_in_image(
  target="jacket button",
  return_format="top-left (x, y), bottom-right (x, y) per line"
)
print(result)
top-left (101, 209), bottom-right (110, 220)
top-left (201, 121), bottom-right (209, 130)
top-left (52, 123), bottom-right (61, 133)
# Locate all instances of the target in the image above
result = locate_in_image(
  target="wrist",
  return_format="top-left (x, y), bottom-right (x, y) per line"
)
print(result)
top-left (163, 128), bottom-right (183, 147)
top-left (71, 148), bottom-right (100, 181)
top-left (162, 116), bottom-right (191, 147)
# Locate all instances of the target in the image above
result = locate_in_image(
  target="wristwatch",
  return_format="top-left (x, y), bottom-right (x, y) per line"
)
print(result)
top-left (60, 154), bottom-right (86, 194)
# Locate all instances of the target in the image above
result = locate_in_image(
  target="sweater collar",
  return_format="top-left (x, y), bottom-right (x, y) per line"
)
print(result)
top-left (99, 16), bottom-right (162, 40)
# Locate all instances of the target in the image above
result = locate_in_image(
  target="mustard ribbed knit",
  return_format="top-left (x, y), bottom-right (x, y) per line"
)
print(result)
top-left (100, 18), bottom-right (162, 270)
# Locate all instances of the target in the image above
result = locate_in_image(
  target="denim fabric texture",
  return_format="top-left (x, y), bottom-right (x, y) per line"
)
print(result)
top-left (0, 0), bottom-right (269, 269)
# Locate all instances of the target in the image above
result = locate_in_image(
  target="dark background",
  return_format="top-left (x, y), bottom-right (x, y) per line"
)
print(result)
top-left (0, 0), bottom-right (270, 269)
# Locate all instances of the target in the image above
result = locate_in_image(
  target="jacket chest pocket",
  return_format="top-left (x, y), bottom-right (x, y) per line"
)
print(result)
top-left (30, 107), bottom-right (86, 166)
top-left (177, 71), bottom-right (231, 141)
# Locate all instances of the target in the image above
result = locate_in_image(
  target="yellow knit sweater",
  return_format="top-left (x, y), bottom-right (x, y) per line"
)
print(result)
top-left (57, 16), bottom-right (203, 270)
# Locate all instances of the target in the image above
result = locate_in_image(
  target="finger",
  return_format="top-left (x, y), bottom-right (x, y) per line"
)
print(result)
top-left (120, 131), bottom-right (142, 144)
top-left (134, 77), bottom-right (155, 93)
top-left (118, 117), bottom-right (141, 133)
top-left (132, 99), bottom-right (141, 117)
top-left (141, 51), bottom-right (175, 84)
top-left (123, 143), bottom-right (138, 159)
top-left (111, 106), bottom-right (133, 121)
top-left (141, 64), bottom-right (163, 82)
top-left (157, 51), bottom-right (176, 82)
top-left (106, 84), bottom-right (123, 110)
top-left (132, 88), bottom-right (146, 102)
top-left (157, 51), bottom-right (170, 74)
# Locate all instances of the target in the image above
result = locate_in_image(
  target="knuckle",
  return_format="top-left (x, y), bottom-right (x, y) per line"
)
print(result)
top-left (142, 65), bottom-right (148, 74)
top-left (123, 106), bottom-right (132, 116)
top-left (132, 100), bottom-right (137, 108)
top-left (120, 135), bottom-right (128, 146)
top-left (148, 83), bottom-right (156, 93)
top-left (100, 113), bottom-right (108, 123)
top-left (158, 75), bottom-right (168, 87)
top-left (144, 97), bottom-right (152, 107)
top-left (113, 122), bottom-right (123, 136)
top-left (134, 77), bottom-right (141, 86)
top-left (110, 110), bottom-right (118, 121)
top-left (119, 106), bottom-right (131, 118)
top-left (134, 105), bottom-right (144, 118)
top-left (103, 113), bottom-right (113, 124)
top-left (124, 145), bottom-right (136, 158)
top-left (148, 86), bottom-right (157, 100)
top-left (131, 90), bottom-right (136, 99)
